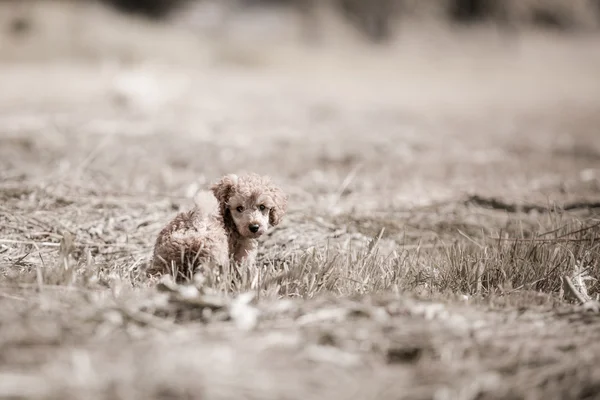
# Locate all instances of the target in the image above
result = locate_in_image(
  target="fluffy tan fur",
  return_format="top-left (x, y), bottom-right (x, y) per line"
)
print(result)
top-left (149, 173), bottom-right (287, 281)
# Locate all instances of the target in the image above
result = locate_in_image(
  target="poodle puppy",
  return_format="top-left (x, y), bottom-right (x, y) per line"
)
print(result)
top-left (149, 173), bottom-right (288, 281)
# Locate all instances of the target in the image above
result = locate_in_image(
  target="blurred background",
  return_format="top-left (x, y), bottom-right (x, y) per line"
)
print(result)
top-left (4, 0), bottom-right (600, 47)
top-left (1, 0), bottom-right (599, 211)
top-left (3, 0), bottom-right (600, 57)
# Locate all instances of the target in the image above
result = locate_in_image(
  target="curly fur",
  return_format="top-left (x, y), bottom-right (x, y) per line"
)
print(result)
top-left (149, 173), bottom-right (288, 281)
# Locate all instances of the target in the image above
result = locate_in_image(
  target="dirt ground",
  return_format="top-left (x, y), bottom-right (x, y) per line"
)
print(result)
top-left (1, 2), bottom-right (600, 399)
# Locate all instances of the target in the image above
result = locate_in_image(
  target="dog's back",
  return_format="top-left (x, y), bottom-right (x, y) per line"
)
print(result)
top-left (149, 192), bottom-right (229, 281)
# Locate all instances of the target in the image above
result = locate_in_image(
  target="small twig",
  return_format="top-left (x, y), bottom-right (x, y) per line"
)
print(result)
top-left (536, 223), bottom-right (570, 238)
top-left (0, 238), bottom-right (140, 249)
top-left (0, 284), bottom-right (93, 292)
top-left (117, 306), bottom-right (172, 331)
top-left (562, 276), bottom-right (589, 305)
top-left (489, 236), bottom-right (600, 244)
top-left (0, 239), bottom-right (60, 247)
top-left (554, 221), bottom-right (600, 240)
top-left (468, 195), bottom-right (600, 213)
top-left (0, 292), bottom-right (26, 301)
top-left (457, 229), bottom-right (485, 249)
top-left (399, 243), bottom-right (453, 250)
top-left (329, 164), bottom-right (363, 209)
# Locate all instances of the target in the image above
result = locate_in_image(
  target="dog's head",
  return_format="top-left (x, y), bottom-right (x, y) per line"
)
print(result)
top-left (211, 173), bottom-right (288, 238)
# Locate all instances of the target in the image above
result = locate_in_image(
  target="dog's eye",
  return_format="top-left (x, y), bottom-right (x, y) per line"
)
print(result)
top-left (259, 205), bottom-right (266, 211)
top-left (236, 206), bottom-right (244, 213)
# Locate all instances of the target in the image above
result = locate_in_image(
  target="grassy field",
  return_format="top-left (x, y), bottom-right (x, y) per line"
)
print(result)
top-left (1, 2), bottom-right (600, 399)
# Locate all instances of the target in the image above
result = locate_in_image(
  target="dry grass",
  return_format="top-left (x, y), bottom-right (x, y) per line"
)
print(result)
top-left (1, 1), bottom-right (600, 399)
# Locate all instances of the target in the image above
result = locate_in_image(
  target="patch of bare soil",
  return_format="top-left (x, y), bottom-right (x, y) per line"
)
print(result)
top-left (1, 1), bottom-right (600, 399)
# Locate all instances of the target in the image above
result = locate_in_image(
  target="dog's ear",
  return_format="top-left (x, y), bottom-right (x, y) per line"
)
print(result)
top-left (268, 183), bottom-right (288, 226)
top-left (211, 174), bottom-right (238, 216)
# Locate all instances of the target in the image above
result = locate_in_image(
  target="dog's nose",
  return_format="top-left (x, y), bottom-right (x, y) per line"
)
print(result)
top-left (249, 224), bottom-right (260, 233)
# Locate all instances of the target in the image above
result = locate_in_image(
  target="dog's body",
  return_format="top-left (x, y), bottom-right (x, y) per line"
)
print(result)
top-left (149, 173), bottom-right (287, 281)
